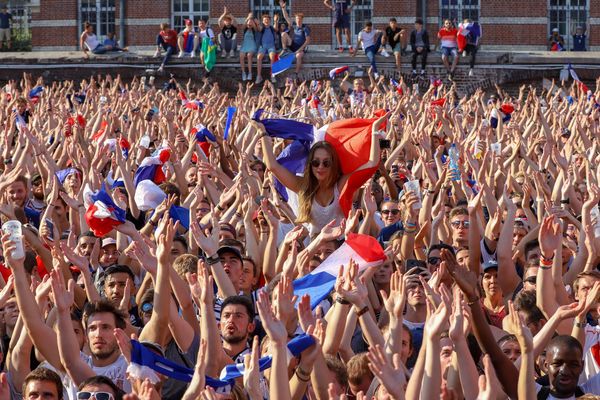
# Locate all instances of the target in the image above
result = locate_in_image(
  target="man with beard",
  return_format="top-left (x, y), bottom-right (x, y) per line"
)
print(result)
top-left (25, 174), bottom-right (45, 213)
top-left (6, 175), bottom-right (40, 227)
top-left (535, 335), bottom-right (600, 398)
top-left (56, 294), bottom-right (131, 393)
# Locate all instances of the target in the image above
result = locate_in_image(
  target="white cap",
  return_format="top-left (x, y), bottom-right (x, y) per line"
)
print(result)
top-left (134, 180), bottom-right (166, 211)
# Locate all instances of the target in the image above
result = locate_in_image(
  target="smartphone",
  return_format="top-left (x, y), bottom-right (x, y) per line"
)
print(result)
top-left (254, 195), bottom-right (266, 206)
top-left (406, 259), bottom-right (427, 270)
top-left (391, 165), bottom-right (399, 174)
top-left (379, 139), bottom-right (391, 149)
top-left (45, 218), bottom-right (54, 241)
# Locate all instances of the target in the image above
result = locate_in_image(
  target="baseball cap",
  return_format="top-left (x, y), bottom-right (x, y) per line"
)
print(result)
top-left (217, 246), bottom-right (243, 263)
top-left (482, 259), bottom-right (499, 272)
top-left (101, 238), bottom-right (117, 248)
top-left (184, 19), bottom-right (192, 26)
top-left (552, 28), bottom-right (559, 33)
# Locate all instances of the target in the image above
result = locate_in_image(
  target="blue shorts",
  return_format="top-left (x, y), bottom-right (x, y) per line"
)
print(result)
top-left (333, 14), bottom-right (350, 29)
top-left (258, 46), bottom-right (276, 55)
top-left (392, 42), bottom-right (402, 53)
top-left (441, 46), bottom-right (457, 58)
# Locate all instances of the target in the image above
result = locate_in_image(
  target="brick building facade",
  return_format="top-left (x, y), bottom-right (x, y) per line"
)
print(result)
top-left (29, 0), bottom-right (600, 51)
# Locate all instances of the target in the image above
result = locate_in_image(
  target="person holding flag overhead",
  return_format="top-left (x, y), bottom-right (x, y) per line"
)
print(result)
top-left (256, 112), bottom-right (388, 237)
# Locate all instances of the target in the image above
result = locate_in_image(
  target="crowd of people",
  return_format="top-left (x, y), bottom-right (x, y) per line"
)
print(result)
top-left (0, 65), bottom-right (599, 400)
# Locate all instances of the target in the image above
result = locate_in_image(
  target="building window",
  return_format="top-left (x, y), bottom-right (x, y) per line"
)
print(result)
top-left (172, 0), bottom-right (210, 32)
top-left (440, 0), bottom-right (479, 25)
top-left (330, 0), bottom-right (372, 48)
top-left (6, 0), bottom-right (32, 50)
top-left (80, 0), bottom-right (115, 41)
top-left (250, 0), bottom-right (291, 22)
top-left (548, 0), bottom-right (588, 50)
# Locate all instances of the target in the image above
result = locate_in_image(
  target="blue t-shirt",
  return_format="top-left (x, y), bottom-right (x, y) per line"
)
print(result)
top-left (377, 220), bottom-right (404, 245)
top-left (24, 207), bottom-right (41, 228)
top-left (292, 24), bottom-right (310, 47)
top-left (334, 0), bottom-right (349, 17)
top-left (261, 25), bottom-right (275, 48)
top-left (103, 37), bottom-right (118, 47)
top-left (0, 12), bottom-right (11, 29)
top-left (573, 34), bottom-right (586, 51)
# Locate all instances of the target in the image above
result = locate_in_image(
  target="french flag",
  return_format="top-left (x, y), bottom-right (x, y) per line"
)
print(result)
top-left (329, 66), bottom-right (349, 80)
top-left (431, 97), bottom-right (446, 108)
top-left (390, 78), bottom-right (403, 95)
top-left (191, 123), bottom-right (216, 156)
top-left (254, 110), bottom-right (381, 215)
top-left (180, 91), bottom-right (205, 111)
top-left (119, 136), bottom-right (131, 159)
top-left (551, 42), bottom-right (564, 52)
top-left (91, 121), bottom-right (108, 141)
top-left (306, 95), bottom-right (325, 119)
top-left (568, 64), bottom-right (592, 98)
top-left (490, 104), bottom-right (514, 128)
top-left (84, 185), bottom-right (126, 237)
top-left (133, 149), bottom-right (171, 187)
top-left (271, 53), bottom-right (295, 77)
top-left (28, 86), bottom-right (44, 104)
top-left (293, 233), bottom-right (386, 308)
top-left (457, 22), bottom-right (481, 51)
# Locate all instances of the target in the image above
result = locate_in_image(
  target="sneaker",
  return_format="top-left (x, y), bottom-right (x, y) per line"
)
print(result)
top-left (247, 72), bottom-right (252, 81)
top-left (381, 49), bottom-right (390, 58)
top-left (189, 51), bottom-right (196, 58)
top-left (153, 50), bottom-right (161, 58)
top-left (374, 72), bottom-right (380, 79)
top-left (255, 76), bottom-right (264, 84)
top-left (447, 73), bottom-right (452, 81)
top-left (462, 51), bottom-right (467, 57)
top-left (229, 50), bottom-right (235, 58)
top-left (338, 47), bottom-right (344, 53)
top-left (420, 70), bottom-right (426, 76)
top-left (157, 65), bottom-right (164, 73)
top-left (411, 69), bottom-right (417, 76)
top-left (349, 46), bottom-right (355, 54)
top-left (177, 51), bottom-right (185, 58)
top-left (221, 50), bottom-right (227, 58)
top-left (242, 72), bottom-right (247, 81)
top-left (468, 68), bottom-right (474, 77)
top-left (279, 49), bottom-right (291, 58)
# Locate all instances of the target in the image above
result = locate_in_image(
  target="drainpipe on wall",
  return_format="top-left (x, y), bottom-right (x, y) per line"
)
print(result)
top-left (76, 0), bottom-right (81, 50)
top-left (119, 0), bottom-right (125, 47)
top-left (422, 0), bottom-right (426, 27)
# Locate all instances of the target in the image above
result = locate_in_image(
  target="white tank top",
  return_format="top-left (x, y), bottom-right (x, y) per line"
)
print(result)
top-left (309, 184), bottom-right (344, 237)
top-left (84, 33), bottom-right (100, 51)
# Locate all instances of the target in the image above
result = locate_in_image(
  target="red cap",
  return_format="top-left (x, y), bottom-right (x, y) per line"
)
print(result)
top-left (184, 19), bottom-right (192, 26)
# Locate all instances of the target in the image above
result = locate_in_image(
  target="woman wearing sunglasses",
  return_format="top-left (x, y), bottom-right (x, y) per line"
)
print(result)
top-left (257, 116), bottom-right (386, 237)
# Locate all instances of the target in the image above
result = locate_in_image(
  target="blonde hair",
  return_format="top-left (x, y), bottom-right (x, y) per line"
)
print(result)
top-left (296, 142), bottom-right (341, 224)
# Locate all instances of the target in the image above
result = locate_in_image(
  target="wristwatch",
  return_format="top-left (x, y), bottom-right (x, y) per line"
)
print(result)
top-left (206, 253), bottom-right (220, 265)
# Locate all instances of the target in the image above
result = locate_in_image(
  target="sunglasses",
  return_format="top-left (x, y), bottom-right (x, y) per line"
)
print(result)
top-left (381, 209), bottom-right (400, 216)
top-left (427, 257), bottom-right (441, 265)
top-left (524, 276), bottom-right (537, 285)
top-left (141, 302), bottom-right (153, 313)
top-left (77, 392), bottom-right (114, 400)
top-left (310, 159), bottom-right (332, 168)
top-left (451, 220), bottom-right (470, 228)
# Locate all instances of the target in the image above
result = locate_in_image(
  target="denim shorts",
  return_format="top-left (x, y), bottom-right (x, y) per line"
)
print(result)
top-left (392, 42), bottom-right (402, 53)
top-left (441, 46), bottom-right (457, 57)
top-left (258, 46), bottom-right (276, 55)
top-left (92, 44), bottom-right (107, 54)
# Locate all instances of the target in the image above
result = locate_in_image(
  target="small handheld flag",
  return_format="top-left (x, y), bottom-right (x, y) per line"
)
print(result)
top-left (28, 86), bottom-right (44, 104)
top-left (329, 66), bottom-right (349, 80)
top-left (84, 185), bottom-right (126, 237)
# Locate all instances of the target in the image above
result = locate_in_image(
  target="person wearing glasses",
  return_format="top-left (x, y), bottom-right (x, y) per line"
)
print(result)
top-left (448, 207), bottom-right (470, 249)
top-left (77, 375), bottom-right (122, 400)
top-left (256, 117), bottom-right (384, 237)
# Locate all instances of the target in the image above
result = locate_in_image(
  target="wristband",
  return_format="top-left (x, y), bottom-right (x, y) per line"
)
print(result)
top-left (356, 305), bottom-right (369, 317)
top-left (560, 199), bottom-right (570, 204)
top-left (336, 297), bottom-right (350, 305)
top-left (575, 320), bottom-right (587, 328)
top-left (148, 219), bottom-right (158, 227)
top-left (405, 221), bottom-right (417, 228)
top-left (206, 254), bottom-right (221, 265)
top-left (466, 297), bottom-right (480, 306)
top-left (295, 368), bottom-right (310, 382)
top-left (540, 254), bottom-right (554, 263)
top-left (216, 204), bottom-right (225, 212)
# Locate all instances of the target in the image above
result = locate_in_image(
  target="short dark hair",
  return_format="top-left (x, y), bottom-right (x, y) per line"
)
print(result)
top-left (427, 243), bottom-right (455, 256)
top-left (548, 335), bottom-right (583, 356)
top-left (173, 235), bottom-right (189, 251)
top-left (23, 368), bottom-right (64, 400)
top-left (83, 300), bottom-right (127, 330)
top-left (524, 239), bottom-right (540, 258)
top-left (221, 295), bottom-right (255, 320)
top-left (449, 206), bottom-right (468, 220)
top-left (415, 18), bottom-right (424, 25)
top-left (104, 264), bottom-right (135, 281)
top-left (78, 375), bottom-right (123, 400)
top-left (389, 17), bottom-right (397, 23)
top-left (159, 182), bottom-right (181, 205)
top-left (365, 21), bottom-right (373, 27)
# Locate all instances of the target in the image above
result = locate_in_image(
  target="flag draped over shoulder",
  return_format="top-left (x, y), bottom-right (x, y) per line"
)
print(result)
top-left (201, 37), bottom-right (217, 72)
top-left (457, 22), bottom-right (482, 51)
top-left (293, 233), bottom-right (386, 308)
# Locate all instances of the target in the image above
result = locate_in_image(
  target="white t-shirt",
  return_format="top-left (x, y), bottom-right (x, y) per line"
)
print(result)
top-left (62, 353), bottom-right (130, 400)
top-left (582, 324), bottom-right (600, 383)
top-left (358, 29), bottom-right (378, 50)
top-left (535, 372), bottom-right (600, 398)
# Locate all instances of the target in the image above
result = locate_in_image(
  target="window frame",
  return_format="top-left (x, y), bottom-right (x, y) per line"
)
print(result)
top-left (171, 0), bottom-right (210, 33)
top-left (439, 0), bottom-right (480, 27)
top-left (547, 0), bottom-right (589, 50)
top-left (79, 0), bottom-right (116, 42)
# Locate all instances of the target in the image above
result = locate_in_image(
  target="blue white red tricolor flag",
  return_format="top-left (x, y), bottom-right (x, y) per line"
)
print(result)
top-left (28, 86), bottom-right (44, 104)
top-left (179, 91), bottom-right (205, 111)
top-left (133, 149), bottom-right (171, 187)
top-left (293, 233), bottom-right (386, 308)
top-left (457, 22), bottom-right (481, 51)
top-left (390, 78), bottom-right (403, 95)
top-left (490, 104), bottom-right (514, 128)
top-left (84, 185), bottom-right (126, 237)
top-left (191, 123), bottom-right (216, 156)
top-left (271, 53), bottom-right (295, 77)
top-left (329, 66), bottom-right (349, 80)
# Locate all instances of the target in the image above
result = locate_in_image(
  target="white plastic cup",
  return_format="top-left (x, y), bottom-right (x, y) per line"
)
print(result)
top-left (2, 220), bottom-right (24, 259)
top-left (404, 180), bottom-right (422, 210)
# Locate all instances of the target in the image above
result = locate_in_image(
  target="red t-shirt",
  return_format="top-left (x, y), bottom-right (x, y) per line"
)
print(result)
top-left (160, 29), bottom-right (178, 48)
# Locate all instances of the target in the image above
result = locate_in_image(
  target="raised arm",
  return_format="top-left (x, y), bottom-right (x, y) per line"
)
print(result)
top-left (256, 123), bottom-right (302, 192)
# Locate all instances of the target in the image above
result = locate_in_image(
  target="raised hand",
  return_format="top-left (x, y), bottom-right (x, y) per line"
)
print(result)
top-left (538, 215), bottom-right (561, 260)
top-left (507, 301), bottom-right (533, 354)
top-left (49, 269), bottom-right (75, 313)
top-left (0, 232), bottom-right (24, 267)
top-left (367, 344), bottom-right (406, 399)
top-left (442, 249), bottom-right (479, 302)
top-left (381, 271), bottom-right (405, 321)
top-left (257, 290), bottom-right (288, 345)
top-left (191, 216), bottom-right (219, 256)
top-left (243, 336), bottom-right (262, 400)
